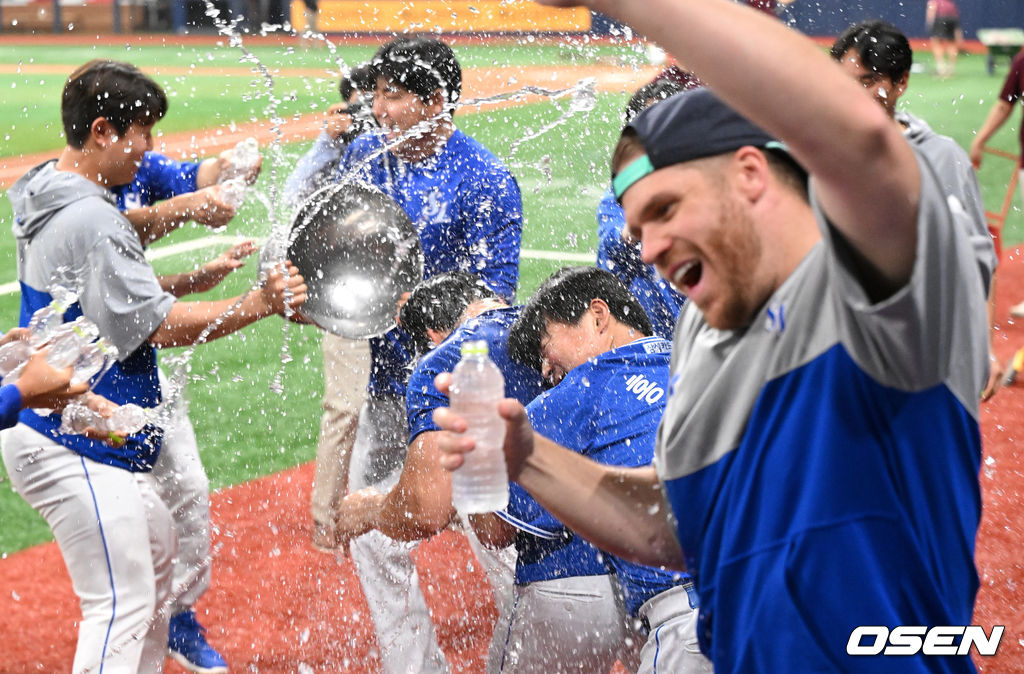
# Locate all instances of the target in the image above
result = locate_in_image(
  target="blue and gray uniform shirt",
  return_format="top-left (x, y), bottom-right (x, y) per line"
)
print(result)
top-left (519, 337), bottom-right (692, 614)
top-left (406, 306), bottom-right (542, 441)
top-left (339, 129), bottom-right (524, 398)
top-left (597, 187), bottom-right (686, 340)
top-left (657, 148), bottom-right (989, 672)
top-left (9, 161), bottom-right (176, 471)
top-left (111, 151), bottom-right (200, 211)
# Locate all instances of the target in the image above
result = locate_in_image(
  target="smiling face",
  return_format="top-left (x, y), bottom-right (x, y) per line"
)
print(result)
top-left (372, 76), bottom-right (444, 153)
top-left (98, 119), bottom-right (154, 186)
top-left (837, 49), bottom-right (907, 118)
top-left (620, 157), bottom-right (772, 331)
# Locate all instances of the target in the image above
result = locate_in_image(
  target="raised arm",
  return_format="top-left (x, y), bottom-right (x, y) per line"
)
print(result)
top-left (546, 0), bottom-right (921, 295)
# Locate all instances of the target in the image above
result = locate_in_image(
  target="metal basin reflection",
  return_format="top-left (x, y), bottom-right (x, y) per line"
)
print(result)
top-left (272, 182), bottom-right (424, 339)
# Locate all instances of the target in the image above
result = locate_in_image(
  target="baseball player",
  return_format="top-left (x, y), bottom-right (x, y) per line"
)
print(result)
top-left (329, 37), bottom-right (523, 673)
top-left (332, 272), bottom-right (541, 672)
top-left (435, 0), bottom-right (991, 670)
top-left (481, 266), bottom-right (711, 673)
top-left (112, 148), bottom-right (264, 672)
top-left (3, 59), bottom-right (305, 673)
top-left (830, 19), bottom-right (1001, 400)
top-left (597, 80), bottom-right (687, 341)
top-left (281, 64), bottom-right (377, 553)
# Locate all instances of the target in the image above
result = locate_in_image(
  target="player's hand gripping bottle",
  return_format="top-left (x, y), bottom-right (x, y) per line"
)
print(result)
top-left (449, 340), bottom-right (509, 513)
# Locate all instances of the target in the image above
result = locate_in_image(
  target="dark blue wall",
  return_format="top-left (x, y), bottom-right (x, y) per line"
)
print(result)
top-left (779, 0), bottom-right (1024, 39)
top-left (594, 2), bottom-right (1024, 40)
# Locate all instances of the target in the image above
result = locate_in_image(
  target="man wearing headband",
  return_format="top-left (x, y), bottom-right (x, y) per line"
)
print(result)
top-left (435, 1), bottom-right (990, 670)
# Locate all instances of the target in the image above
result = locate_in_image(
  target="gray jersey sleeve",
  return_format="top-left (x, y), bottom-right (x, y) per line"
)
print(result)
top-left (817, 149), bottom-right (989, 407)
top-left (77, 211), bottom-right (176, 358)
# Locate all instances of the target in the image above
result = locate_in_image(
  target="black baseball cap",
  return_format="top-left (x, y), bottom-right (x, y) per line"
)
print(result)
top-left (612, 87), bottom-right (787, 201)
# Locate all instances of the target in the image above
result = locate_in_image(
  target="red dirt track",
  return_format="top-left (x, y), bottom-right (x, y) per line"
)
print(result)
top-left (1, 41), bottom-right (1024, 673)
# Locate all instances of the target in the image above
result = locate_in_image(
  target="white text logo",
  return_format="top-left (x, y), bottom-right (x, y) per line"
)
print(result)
top-left (847, 625), bottom-right (1004, 656)
top-left (624, 374), bottom-right (664, 404)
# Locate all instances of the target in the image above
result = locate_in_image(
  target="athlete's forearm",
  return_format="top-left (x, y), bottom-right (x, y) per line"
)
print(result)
top-left (373, 432), bottom-right (457, 542)
top-left (148, 293), bottom-right (269, 348)
top-left (518, 434), bottom-right (686, 570)
top-left (125, 193), bottom-right (198, 245)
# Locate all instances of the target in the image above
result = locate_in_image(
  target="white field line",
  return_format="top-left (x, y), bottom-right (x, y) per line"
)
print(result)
top-left (0, 237), bottom-right (593, 296)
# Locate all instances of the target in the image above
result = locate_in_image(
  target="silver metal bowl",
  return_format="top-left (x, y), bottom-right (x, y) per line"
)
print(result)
top-left (264, 182), bottom-right (424, 339)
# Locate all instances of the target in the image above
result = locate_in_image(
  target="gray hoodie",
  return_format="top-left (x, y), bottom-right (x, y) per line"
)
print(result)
top-left (9, 160), bottom-right (175, 470)
top-left (10, 160), bottom-right (175, 358)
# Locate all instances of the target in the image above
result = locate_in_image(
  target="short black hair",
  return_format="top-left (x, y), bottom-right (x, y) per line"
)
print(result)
top-left (399, 272), bottom-right (499, 355)
top-left (830, 20), bottom-right (912, 82)
top-left (340, 63), bottom-right (375, 101)
top-left (509, 267), bottom-right (652, 373)
top-left (62, 60), bottom-right (167, 149)
top-left (369, 37), bottom-right (462, 110)
top-left (625, 79), bottom-right (684, 124)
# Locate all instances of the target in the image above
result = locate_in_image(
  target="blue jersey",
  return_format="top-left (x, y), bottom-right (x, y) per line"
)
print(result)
top-left (596, 187), bottom-right (685, 340)
top-left (406, 306), bottom-right (543, 441)
top-left (521, 337), bottom-right (691, 614)
top-left (111, 152), bottom-right (201, 210)
top-left (339, 129), bottom-right (524, 397)
top-left (657, 150), bottom-right (988, 671)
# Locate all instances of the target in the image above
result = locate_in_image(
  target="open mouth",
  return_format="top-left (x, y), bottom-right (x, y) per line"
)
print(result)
top-left (673, 260), bottom-right (703, 291)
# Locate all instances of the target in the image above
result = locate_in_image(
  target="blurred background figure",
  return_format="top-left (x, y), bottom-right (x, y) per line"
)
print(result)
top-left (926, 0), bottom-right (963, 77)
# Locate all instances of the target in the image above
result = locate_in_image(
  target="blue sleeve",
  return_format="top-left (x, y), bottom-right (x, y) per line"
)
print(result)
top-left (596, 188), bottom-right (646, 284)
top-left (405, 344), bottom-right (458, 440)
top-left (0, 384), bottom-right (22, 431)
top-left (136, 152), bottom-right (200, 201)
top-left (461, 169), bottom-right (523, 302)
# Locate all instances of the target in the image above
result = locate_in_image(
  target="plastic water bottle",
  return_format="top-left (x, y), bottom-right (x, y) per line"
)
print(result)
top-left (0, 338), bottom-right (31, 378)
top-left (59, 401), bottom-right (151, 438)
top-left (59, 402), bottom-right (103, 435)
top-left (107, 403), bottom-right (150, 435)
top-left (218, 177), bottom-right (247, 209)
top-left (71, 337), bottom-right (119, 385)
top-left (27, 285), bottom-right (78, 347)
top-left (220, 137), bottom-right (260, 182)
top-left (449, 340), bottom-right (509, 513)
top-left (45, 316), bottom-right (100, 369)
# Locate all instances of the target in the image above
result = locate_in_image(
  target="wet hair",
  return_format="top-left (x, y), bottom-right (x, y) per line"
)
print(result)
top-left (624, 80), bottom-right (684, 124)
top-left (399, 272), bottom-right (499, 355)
top-left (340, 63), bottom-right (375, 102)
top-left (830, 20), bottom-right (913, 82)
top-left (61, 59), bottom-right (167, 149)
top-left (369, 37), bottom-right (462, 110)
top-left (509, 267), bottom-right (652, 373)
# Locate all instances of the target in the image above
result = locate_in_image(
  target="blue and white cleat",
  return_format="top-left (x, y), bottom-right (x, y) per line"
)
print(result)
top-left (168, 610), bottom-right (229, 674)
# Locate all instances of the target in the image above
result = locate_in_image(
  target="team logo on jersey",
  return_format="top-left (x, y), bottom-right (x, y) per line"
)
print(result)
top-left (123, 191), bottom-right (143, 210)
top-left (765, 300), bottom-right (786, 334)
top-left (625, 373), bottom-right (665, 404)
top-left (422, 189), bottom-right (449, 222)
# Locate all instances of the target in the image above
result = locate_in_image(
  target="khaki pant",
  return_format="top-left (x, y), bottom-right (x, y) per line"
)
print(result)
top-left (311, 332), bottom-right (371, 531)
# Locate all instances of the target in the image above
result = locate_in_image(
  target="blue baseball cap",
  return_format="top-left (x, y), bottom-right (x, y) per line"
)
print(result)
top-left (612, 87), bottom-right (788, 201)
